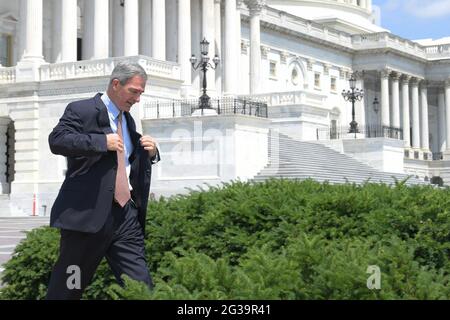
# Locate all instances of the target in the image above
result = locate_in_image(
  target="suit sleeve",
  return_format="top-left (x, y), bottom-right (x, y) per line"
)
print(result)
top-left (48, 103), bottom-right (108, 157)
top-left (150, 145), bottom-right (161, 164)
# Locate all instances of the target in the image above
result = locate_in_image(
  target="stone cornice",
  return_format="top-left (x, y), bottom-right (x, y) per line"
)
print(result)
top-left (426, 80), bottom-right (445, 89)
top-left (240, 6), bottom-right (450, 65)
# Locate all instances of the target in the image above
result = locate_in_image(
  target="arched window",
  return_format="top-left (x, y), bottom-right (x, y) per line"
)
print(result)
top-left (291, 68), bottom-right (299, 86)
top-left (287, 60), bottom-right (307, 90)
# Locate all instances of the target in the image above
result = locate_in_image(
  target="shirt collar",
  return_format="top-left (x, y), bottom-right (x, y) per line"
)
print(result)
top-left (101, 93), bottom-right (121, 120)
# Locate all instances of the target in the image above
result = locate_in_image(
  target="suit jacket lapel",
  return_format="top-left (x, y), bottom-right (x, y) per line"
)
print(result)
top-left (94, 93), bottom-right (114, 135)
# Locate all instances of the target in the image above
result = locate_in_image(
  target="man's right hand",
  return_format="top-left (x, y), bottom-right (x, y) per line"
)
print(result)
top-left (106, 133), bottom-right (124, 152)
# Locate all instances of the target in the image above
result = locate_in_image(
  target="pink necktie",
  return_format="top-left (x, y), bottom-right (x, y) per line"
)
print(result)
top-left (114, 111), bottom-right (131, 207)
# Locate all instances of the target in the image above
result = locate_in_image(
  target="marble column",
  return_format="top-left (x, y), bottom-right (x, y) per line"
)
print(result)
top-left (438, 88), bottom-right (446, 152)
top-left (380, 69), bottom-right (390, 127)
top-left (391, 72), bottom-right (400, 129)
top-left (224, 0), bottom-right (238, 94)
top-left (124, 0), bottom-right (139, 56)
top-left (235, 0), bottom-right (244, 94)
top-left (83, 0), bottom-right (109, 60)
top-left (420, 80), bottom-right (430, 151)
top-left (178, 0), bottom-right (191, 91)
top-left (20, 0), bottom-right (44, 62)
top-left (445, 79), bottom-right (450, 153)
top-left (401, 75), bottom-right (411, 147)
top-left (411, 78), bottom-right (421, 149)
top-left (152, 0), bottom-right (166, 60)
top-left (246, 0), bottom-right (265, 94)
top-left (214, 0), bottom-right (222, 94)
top-left (53, 0), bottom-right (77, 62)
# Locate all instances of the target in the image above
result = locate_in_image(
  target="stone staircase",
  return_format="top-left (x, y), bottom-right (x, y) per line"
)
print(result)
top-left (253, 132), bottom-right (429, 186)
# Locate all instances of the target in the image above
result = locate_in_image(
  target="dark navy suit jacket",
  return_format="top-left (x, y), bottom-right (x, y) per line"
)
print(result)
top-left (48, 93), bottom-right (159, 233)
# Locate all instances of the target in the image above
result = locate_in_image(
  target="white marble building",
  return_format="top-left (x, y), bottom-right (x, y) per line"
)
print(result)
top-left (1, 0), bottom-right (450, 216)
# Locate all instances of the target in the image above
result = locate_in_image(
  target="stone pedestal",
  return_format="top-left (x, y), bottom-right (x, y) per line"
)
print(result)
top-left (142, 114), bottom-right (271, 197)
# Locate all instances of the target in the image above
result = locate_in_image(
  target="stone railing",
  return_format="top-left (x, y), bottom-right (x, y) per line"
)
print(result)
top-left (241, 90), bottom-right (327, 107)
top-left (261, 6), bottom-right (354, 48)
top-left (0, 66), bottom-right (16, 84)
top-left (0, 56), bottom-right (181, 84)
top-left (352, 32), bottom-right (428, 59)
top-left (259, 7), bottom-right (450, 62)
top-left (40, 55), bottom-right (180, 82)
top-left (425, 44), bottom-right (450, 60)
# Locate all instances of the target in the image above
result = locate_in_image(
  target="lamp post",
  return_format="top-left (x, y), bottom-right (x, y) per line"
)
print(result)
top-left (373, 97), bottom-right (380, 137)
top-left (190, 38), bottom-right (220, 111)
top-left (342, 74), bottom-right (364, 135)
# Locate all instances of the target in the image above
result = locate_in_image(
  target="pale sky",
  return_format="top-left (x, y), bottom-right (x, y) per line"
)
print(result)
top-left (372, 0), bottom-right (450, 41)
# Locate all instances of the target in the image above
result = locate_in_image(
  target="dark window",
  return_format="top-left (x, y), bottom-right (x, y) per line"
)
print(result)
top-left (77, 38), bottom-right (82, 61)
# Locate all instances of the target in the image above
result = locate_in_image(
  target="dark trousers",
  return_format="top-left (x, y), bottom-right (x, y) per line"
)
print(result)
top-left (46, 200), bottom-right (152, 300)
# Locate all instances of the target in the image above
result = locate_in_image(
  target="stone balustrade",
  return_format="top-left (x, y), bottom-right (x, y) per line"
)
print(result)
top-left (425, 44), bottom-right (450, 60)
top-left (241, 90), bottom-right (327, 107)
top-left (0, 56), bottom-right (180, 84)
top-left (0, 67), bottom-right (16, 84)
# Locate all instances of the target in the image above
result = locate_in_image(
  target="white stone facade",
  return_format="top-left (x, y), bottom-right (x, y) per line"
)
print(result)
top-left (0, 0), bottom-right (450, 215)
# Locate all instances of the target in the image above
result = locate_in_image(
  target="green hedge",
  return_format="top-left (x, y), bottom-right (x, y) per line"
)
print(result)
top-left (1, 179), bottom-right (449, 299)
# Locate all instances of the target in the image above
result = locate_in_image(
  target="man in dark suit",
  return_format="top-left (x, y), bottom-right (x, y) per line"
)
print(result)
top-left (46, 61), bottom-right (160, 300)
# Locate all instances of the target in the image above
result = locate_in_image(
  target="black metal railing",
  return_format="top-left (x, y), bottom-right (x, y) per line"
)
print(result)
top-left (316, 125), bottom-right (403, 140)
top-left (143, 97), bottom-right (268, 119)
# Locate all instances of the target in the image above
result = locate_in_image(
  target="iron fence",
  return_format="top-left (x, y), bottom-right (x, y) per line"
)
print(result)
top-left (143, 97), bottom-right (268, 119)
top-left (316, 125), bottom-right (403, 140)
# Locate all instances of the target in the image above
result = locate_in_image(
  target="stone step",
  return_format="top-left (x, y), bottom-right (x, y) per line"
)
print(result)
top-left (254, 132), bottom-right (429, 187)
top-left (260, 165), bottom-right (413, 177)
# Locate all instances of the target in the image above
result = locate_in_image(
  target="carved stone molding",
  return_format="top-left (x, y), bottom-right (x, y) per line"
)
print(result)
top-left (339, 67), bottom-right (345, 79)
top-left (380, 68), bottom-right (391, 79)
top-left (280, 51), bottom-right (289, 64)
top-left (241, 39), bottom-right (250, 54)
top-left (323, 64), bottom-right (331, 76)
top-left (307, 58), bottom-right (315, 71)
top-left (410, 77), bottom-right (420, 86)
top-left (260, 45), bottom-right (270, 59)
top-left (390, 72), bottom-right (401, 81)
top-left (401, 74), bottom-right (412, 84)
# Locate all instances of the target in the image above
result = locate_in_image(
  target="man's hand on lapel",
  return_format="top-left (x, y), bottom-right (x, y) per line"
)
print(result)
top-left (140, 135), bottom-right (158, 158)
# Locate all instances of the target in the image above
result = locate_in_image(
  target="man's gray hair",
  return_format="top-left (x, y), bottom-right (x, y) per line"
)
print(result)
top-left (109, 61), bottom-right (148, 86)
